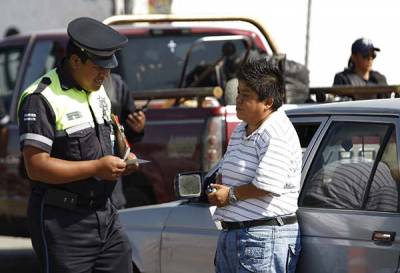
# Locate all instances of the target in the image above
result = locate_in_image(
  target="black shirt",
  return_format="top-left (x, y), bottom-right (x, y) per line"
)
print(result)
top-left (333, 68), bottom-right (389, 99)
top-left (103, 73), bottom-right (144, 143)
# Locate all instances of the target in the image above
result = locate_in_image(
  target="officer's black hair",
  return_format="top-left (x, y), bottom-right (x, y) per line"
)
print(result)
top-left (237, 58), bottom-right (284, 111)
top-left (66, 40), bottom-right (89, 63)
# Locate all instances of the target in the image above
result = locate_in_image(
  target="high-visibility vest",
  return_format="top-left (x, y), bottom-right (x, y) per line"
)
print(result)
top-left (18, 68), bottom-right (114, 158)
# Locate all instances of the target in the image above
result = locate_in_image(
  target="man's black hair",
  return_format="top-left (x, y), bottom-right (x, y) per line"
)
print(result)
top-left (66, 40), bottom-right (89, 63)
top-left (237, 58), bottom-right (284, 110)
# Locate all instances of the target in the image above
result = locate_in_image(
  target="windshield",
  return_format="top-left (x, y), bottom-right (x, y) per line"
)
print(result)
top-left (115, 34), bottom-right (251, 91)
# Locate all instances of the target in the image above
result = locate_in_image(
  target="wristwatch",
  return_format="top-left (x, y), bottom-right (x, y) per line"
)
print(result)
top-left (228, 187), bottom-right (238, 204)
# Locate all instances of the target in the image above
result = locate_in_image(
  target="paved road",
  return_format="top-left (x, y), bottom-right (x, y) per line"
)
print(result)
top-left (0, 236), bottom-right (40, 273)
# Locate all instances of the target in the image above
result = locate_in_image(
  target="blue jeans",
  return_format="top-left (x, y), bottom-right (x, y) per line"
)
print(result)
top-left (215, 223), bottom-right (301, 273)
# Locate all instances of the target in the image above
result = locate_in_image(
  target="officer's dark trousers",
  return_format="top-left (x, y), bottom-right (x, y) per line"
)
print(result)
top-left (28, 190), bottom-right (133, 273)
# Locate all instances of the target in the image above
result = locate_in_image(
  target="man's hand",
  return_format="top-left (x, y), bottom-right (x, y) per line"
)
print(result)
top-left (127, 111), bottom-right (145, 133)
top-left (96, 155), bottom-right (126, 181)
top-left (123, 152), bottom-right (139, 176)
top-left (207, 184), bottom-right (230, 207)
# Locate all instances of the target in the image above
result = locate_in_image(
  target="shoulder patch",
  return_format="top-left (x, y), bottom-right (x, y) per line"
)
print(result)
top-left (33, 77), bottom-right (52, 94)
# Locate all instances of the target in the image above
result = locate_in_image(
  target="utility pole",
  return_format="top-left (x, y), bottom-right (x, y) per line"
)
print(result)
top-left (112, 0), bottom-right (125, 15)
top-left (305, 0), bottom-right (312, 67)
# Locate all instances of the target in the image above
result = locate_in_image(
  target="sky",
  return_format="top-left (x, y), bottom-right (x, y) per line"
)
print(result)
top-left (172, 0), bottom-right (400, 86)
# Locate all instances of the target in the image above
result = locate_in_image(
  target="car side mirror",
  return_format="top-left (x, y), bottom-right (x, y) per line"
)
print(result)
top-left (175, 172), bottom-right (202, 199)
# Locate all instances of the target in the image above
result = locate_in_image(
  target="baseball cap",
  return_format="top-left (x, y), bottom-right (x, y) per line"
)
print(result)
top-left (351, 38), bottom-right (380, 57)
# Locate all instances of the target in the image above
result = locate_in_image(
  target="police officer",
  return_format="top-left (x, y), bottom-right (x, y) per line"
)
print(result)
top-left (18, 17), bottom-right (137, 273)
top-left (333, 38), bottom-right (388, 100)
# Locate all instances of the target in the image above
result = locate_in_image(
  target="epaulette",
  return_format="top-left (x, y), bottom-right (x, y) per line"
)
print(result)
top-left (33, 77), bottom-right (52, 94)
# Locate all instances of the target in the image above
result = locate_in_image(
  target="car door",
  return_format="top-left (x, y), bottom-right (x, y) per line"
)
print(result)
top-left (297, 115), bottom-right (400, 273)
top-left (160, 203), bottom-right (220, 273)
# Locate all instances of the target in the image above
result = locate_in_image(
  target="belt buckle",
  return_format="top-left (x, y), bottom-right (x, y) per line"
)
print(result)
top-left (276, 216), bottom-right (284, 226)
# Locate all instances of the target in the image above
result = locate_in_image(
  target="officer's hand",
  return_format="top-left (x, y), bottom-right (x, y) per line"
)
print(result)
top-left (207, 184), bottom-right (230, 207)
top-left (96, 155), bottom-right (126, 181)
top-left (127, 111), bottom-right (145, 133)
top-left (123, 152), bottom-right (139, 176)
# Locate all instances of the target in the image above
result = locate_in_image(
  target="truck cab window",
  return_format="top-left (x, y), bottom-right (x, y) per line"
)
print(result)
top-left (116, 35), bottom-right (248, 91)
top-left (22, 40), bottom-right (64, 91)
top-left (300, 122), bottom-right (398, 212)
top-left (0, 45), bottom-right (25, 112)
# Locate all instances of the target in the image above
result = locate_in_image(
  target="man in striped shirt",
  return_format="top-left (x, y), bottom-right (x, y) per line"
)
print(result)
top-left (207, 59), bottom-right (302, 273)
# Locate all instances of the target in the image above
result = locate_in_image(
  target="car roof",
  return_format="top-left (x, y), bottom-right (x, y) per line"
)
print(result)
top-left (286, 98), bottom-right (400, 117)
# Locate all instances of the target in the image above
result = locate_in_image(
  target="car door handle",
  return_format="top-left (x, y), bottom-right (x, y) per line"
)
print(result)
top-left (372, 231), bottom-right (396, 242)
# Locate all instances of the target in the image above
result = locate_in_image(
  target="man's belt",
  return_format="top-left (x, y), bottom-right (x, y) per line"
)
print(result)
top-left (221, 214), bottom-right (297, 230)
top-left (44, 188), bottom-right (109, 210)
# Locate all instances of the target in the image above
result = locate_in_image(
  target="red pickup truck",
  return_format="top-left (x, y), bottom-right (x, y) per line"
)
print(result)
top-left (0, 15), bottom-right (309, 235)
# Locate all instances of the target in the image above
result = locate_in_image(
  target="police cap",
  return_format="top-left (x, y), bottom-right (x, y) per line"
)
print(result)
top-left (67, 17), bottom-right (128, 69)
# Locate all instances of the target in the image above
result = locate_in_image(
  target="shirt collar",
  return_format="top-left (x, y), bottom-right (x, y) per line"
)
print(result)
top-left (56, 59), bottom-right (84, 92)
top-left (240, 109), bottom-right (282, 139)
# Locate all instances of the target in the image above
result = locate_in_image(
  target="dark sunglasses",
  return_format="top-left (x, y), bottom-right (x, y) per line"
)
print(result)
top-left (361, 52), bottom-right (376, 59)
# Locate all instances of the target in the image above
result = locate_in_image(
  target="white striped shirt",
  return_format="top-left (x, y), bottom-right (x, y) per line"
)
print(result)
top-left (303, 159), bottom-right (398, 212)
top-left (213, 109), bottom-right (302, 222)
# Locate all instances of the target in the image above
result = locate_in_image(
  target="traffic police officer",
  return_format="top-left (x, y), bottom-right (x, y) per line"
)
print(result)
top-left (18, 17), bottom-right (137, 273)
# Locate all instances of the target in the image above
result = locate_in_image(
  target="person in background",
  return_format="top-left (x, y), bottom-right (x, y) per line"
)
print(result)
top-left (207, 59), bottom-right (302, 273)
top-left (18, 17), bottom-right (137, 273)
top-left (4, 26), bottom-right (20, 37)
top-left (103, 73), bottom-right (146, 209)
top-left (333, 38), bottom-right (388, 100)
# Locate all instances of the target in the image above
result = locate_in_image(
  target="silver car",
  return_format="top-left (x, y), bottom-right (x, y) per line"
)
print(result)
top-left (120, 99), bottom-right (400, 273)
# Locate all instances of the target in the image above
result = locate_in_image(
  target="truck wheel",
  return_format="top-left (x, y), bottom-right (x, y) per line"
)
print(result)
top-left (123, 172), bottom-right (156, 207)
top-left (124, 186), bottom-right (156, 207)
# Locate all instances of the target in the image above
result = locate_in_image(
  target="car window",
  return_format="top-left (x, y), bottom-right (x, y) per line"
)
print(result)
top-left (293, 122), bottom-right (320, 154)
top-left (116, 34), bottom-right (252, 91)
top-left (0, 45), bottom-right (25, 112)
top-left (365, 130), bottom-right (399, 212)
top-left (22, 40), bottom-right (64, 90)
top-left (300, 122), bottom-right (399, 212)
